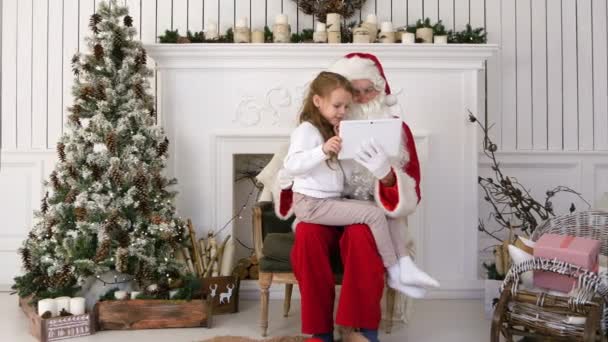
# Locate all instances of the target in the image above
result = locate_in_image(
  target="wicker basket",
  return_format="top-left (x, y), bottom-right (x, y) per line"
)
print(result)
top-left (491, 211), bottom-right (608, 342)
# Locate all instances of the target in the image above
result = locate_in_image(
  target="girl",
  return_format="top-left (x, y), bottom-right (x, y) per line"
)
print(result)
top-left (284, 71), bottom-right (434, 298)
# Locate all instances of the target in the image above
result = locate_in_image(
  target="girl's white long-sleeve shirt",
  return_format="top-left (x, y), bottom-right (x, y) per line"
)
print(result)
top-left (284, 121), bottom-right (347, 198)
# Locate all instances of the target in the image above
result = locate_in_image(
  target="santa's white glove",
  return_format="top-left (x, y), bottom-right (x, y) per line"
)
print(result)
top-left (277, 168), bottom-right (294, 189)
top-left (354, 139), bottom-right (392, 179)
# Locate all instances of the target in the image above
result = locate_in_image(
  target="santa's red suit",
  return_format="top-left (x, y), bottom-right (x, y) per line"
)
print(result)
top-left (274, 53), bottom-right (421, 334)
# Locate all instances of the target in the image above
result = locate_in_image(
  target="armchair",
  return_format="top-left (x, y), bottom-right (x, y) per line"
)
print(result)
top-left (252, 201), bottom-right (397, 337)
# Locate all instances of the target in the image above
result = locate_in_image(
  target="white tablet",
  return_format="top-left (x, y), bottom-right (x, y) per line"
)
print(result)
top-left (338, 118), bottom-right (402, 160)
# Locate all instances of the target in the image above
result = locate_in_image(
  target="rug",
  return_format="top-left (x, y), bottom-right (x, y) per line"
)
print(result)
top-left (200, 332), bottom-right (369, 342)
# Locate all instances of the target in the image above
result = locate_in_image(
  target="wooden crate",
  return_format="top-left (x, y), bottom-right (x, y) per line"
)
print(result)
top-left (95, 298), bottom-right (211, 330)
top-left (201, 276), bottom-right (240, 314)
top-left (19, 296), bottom-right (95, 342)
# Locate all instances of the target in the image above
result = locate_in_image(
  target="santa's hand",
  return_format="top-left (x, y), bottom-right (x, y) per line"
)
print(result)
top-left (277, 168), bottom-right (294, 189)
top-left (354, 139), bottom-right (392, 179)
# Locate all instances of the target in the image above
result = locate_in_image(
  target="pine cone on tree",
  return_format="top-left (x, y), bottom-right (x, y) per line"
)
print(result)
top-left (80, 85), bottom-right (96, 99)
top-left (156, 138), bottom-right (169, 157)
top-left (67, 164), bottom-right (78, 180)
top-left (115, 247), bottom-right (129, 272)
top-left (90, 164), bottom-right (102, 181)
top-left (134, 82), bottom-right (144, 99)
top-left (20, 248), bottom-right (33, 271)
top-left (94, 239), bottom-right (111, 262)
top-left (152, 172), bottom-right (165, 189)
top-left (136, 262), bottom-right (154, 285)
top-left (135, 168), bottom-right (147, 193)
top-left (48, 265), bottom-right (73, 288)
top-left (50, 171), bottom-right (61, 190)
top-left (105, 132), bottom-right (117, 155)
top-left (71, 55), bottom-right (80, 76)
top-left (110, 167), bottom-right (122, 187)
top-left (94, 44), bottom-right (104, 60)
top-left (64, 188), bottom-right (77, 204)
top-left (135, 49), bottom-right (147, 69)
top-left (89, 13), bottom-right (102, 34)
top-left (41, 191), bottom-right (49, 214)
top-left (68, 113), bottom-right (81, 127)
top-left (57, 142), bottom-right (66, 162)
top-left (150, 215), bottom-right (163, 225)
top-left (124, 15), bottom-right (133, 27)
top-left (68, 104), bottom-right (82, 116)
top-left (74, 207), bottom-right (87, 221)
top-left (96, 83), bottom-right (106, 100)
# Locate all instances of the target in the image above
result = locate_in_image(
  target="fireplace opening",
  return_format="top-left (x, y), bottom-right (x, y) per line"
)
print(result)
top-left (233, 154), bottom-right (273, 264)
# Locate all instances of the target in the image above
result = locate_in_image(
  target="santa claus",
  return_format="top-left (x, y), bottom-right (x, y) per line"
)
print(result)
top-left (273, 53), bottom-right (437, 342)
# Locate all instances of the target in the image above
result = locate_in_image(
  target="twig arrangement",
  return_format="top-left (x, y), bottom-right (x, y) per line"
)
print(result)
top-left (469, 111), bottom-right (590, 279)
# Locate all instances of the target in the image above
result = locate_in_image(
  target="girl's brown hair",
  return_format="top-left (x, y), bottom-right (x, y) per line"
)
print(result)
top-left (299, 71), bottom-right (354, 142)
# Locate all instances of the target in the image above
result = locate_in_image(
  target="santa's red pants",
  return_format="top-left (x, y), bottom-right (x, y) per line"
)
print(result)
top-left (290, 223), bottom-right (386, 334)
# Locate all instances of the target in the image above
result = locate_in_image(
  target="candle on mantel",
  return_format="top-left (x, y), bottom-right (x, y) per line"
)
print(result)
top-left (326, 13), bottom-right (341, 31)
top-left (366, 14), bottom-right (378, 24)
top-left (275, 13), bottom-right (288, 25)
top-left (206, 20), bottom-right (218, 39)
top-left (69, 297), bottom-right (86, 315)
top-left (251, 30), bottom-right (265, 43)
top-left (313, 22), bottom-right (328, 43)
top-left (235, 17), bottom-right (248, 28)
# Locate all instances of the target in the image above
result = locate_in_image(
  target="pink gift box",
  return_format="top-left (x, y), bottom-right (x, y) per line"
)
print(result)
top-left (533, 233), bottom-right (600, 293)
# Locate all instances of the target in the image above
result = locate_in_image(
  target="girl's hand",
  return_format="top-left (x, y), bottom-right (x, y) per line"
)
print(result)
top-left (323, 136), bottom-right (342, 156)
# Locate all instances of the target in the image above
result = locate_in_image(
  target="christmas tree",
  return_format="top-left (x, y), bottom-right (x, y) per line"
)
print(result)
top-left (13, 0), bottom-right (188, 302)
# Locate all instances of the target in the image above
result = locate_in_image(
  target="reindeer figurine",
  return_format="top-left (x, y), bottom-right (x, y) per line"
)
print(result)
top-left (219, 283), bottom-right (235, 304)
top-left (209, 284), bottom-right (218, 298)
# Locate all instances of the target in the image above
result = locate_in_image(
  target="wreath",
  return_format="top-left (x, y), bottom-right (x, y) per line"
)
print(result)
top-left (295, 0), bottom-right (366, 23)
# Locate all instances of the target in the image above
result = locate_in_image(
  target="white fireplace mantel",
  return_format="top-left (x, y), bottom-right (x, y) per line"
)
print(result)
top-left (147, 44), bottom-right (497, 299)
top-left (147, 44), bottom-right (497, 70)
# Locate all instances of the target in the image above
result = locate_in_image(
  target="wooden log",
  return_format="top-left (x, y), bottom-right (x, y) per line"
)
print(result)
top-left (95, 299), bottom-right (210, 330)
top-left (187, 219), bottom-right (205, 277)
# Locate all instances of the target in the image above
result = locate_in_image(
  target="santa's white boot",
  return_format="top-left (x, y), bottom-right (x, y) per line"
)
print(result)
top-left (399, 256), bottom-right (440, 288)
top-left (387, 263), bottom-right (427, 298)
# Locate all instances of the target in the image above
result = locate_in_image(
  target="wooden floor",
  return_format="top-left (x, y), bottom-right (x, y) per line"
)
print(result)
top-left (2, 293), bottom-right (491, 341)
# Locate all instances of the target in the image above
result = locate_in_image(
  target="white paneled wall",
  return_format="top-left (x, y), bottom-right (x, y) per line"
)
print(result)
top-left (1, 0), bottom-right (608, 292)
top-left (3, 0), bottom-right (608, 152)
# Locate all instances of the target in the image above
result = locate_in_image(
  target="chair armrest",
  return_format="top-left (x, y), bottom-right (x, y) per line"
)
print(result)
top-left (252, 202), bottom-right (273, 261)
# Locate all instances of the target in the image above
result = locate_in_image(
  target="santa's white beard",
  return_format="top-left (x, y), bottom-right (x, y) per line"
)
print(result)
top-left (342, 92), bottom-right (409, 201)
top-left (347, 92), bottom-right (390, 120)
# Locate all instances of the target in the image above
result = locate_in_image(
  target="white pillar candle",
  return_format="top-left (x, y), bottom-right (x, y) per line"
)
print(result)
top-left (366, 14), bottom-right (378, 24)
top-left (380, 21), bottom-right (394, 32)
top-left (38, 298), bottom-right (57, 317)
top-left (326, 13), bottom-right (341, 31)
top-left (402, 32), bottom-right (416, 44)
top-left (316, 22), bottom-right (326, 32)
top-left (55, 297), bottom-right (71, 315)
top-left (275, 14), bottom-right (288, 25)
top-left (130, 291), bottom-right (141, 299)
top-left (206, 20), bottom-right (218, 39)
top-left (251, 30), bottom-right (265, 43)
top-left (235, 17), bottom-right (248, 28)
top-left (69, 297), bottom-right (85, 315)
top-left (114, 290), bottom-right (128, 300)
top-left (434, 35), bottom-right (448, 44)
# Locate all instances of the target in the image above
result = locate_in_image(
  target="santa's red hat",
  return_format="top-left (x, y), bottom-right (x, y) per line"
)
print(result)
top-left (328, 52), bottom-right (398, 106)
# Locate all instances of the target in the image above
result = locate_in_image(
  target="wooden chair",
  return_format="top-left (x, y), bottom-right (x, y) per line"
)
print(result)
top-left (253, 201), bottom-right (397, 337)
top-left (491, 211), bottom-right (608, 342)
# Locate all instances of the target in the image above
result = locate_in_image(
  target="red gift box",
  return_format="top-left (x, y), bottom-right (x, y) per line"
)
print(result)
top-left (533, 234), bottom-right (600, 293)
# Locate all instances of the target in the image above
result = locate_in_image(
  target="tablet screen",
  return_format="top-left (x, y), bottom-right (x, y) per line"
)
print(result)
top-left (338, 119), bottom-right (402, 160)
